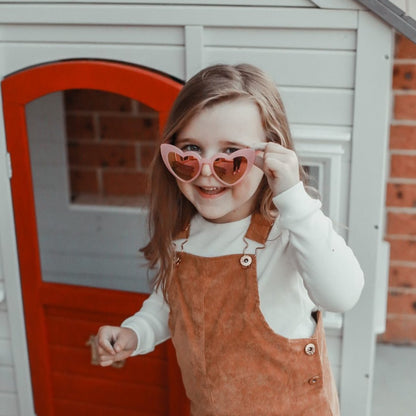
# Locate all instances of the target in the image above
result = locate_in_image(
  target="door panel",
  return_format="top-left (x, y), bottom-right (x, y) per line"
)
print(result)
top-left (41, 284), bottom-right (187, 416)
top-left (1, 60), bottom-right (188, 416)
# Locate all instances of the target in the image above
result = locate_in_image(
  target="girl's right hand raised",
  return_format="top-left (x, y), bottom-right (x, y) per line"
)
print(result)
top-left (95, 326), bottom-right (138, 366)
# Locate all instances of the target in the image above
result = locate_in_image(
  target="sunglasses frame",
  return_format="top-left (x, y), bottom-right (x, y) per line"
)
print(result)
top-left (160, 143), bottom-right (256, 186)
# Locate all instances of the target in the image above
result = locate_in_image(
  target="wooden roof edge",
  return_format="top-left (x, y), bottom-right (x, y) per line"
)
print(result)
top-left (356, 0), bottom-right (416, 43)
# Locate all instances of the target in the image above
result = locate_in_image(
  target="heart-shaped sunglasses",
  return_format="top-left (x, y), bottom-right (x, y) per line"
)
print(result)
top-left (160, 143), bottom-right (258, 186)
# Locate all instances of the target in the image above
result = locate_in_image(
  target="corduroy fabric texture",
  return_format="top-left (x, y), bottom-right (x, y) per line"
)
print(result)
top-left (168, 214), bottom-right (340, 416)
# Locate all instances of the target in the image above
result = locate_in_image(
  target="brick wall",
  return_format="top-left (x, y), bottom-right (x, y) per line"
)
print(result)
top-left (383, 34), bottom-right (416, 344)
top-left (65, 89), bottom-right (159, 206)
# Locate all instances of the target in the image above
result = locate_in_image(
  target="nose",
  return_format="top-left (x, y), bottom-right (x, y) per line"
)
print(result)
top-left (200, 163), bottom-right (213, 177)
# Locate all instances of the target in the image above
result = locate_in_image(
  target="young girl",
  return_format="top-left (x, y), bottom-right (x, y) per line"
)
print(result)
top-left (96, 64), bottom-right (364, 416)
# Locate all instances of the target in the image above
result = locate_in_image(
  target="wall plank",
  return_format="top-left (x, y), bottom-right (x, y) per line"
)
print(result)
top-left (205, 48), bottom-right (355, 88)
top-left (0, 340), bottom-right (13, 366)
top-left (204, 27), bottom-right (356, 50)
top-left (0, 392), bottom-right (19, 416)
top-left (0, 367), bottom-right (17, 393)
top-left (0, 310), bottom-right (10, 339)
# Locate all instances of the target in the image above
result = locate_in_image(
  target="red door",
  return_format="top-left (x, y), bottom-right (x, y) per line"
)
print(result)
top-left (1, 60), bottom-right (189, 416)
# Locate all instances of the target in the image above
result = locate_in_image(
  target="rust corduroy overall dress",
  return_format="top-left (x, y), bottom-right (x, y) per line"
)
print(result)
top-left (168, 213), bottom-right (340, 416)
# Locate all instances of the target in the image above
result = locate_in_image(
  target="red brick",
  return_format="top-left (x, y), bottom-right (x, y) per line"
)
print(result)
top-left (140, 144), bottom-right (157, 169)
top-left (387, 290), bottom-right (416, 315)
top-left (387, 212), bottom-right (416, 235)
top-left (393, 64), bottom-right (416, 90)
top-left (69, 169), bottom-right (99, 195)
top-left (386, 183), bottom-right (416, 207)
top-left (390, 125), bottom-right (416, 149)
top-left (388, 238), bottom-right (416, 262)
top-left (102, 171), bottom-right (149, 196)
top-left (99, 116), bottom-right (159, 141)
top-left (380, 315), bottom-right (416, 344)
top-left (389, 265), bottom-right (416, 289)
top-left (64, 90), bottom-right (132, 112)
top-left (390, 154), bottom-right (416, 178)
top-left (395, 34), bottom-right (416, 59)
top-left (394, 95), bottom-right (416, 120)
top-left (68, 142), bottom-right (136, 168)
top-left (66, 115), bottom-right (95, 140)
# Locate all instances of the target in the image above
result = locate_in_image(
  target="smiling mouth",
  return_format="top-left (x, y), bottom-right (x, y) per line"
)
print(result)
top-left (198, 186), bottom-right (226, 196)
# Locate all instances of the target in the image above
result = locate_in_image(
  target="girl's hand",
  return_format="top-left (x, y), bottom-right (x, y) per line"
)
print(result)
top-left (95, 326), bottom-right (138, 366)
top-left (254, 142), bottom-right (300, 196)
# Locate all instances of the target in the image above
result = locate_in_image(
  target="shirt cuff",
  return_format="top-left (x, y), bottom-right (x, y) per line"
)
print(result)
top-left (121, 319), bottom-right (143, 356)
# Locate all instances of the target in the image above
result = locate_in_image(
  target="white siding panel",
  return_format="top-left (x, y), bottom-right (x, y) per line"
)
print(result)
top-left (185, 25), bottom-right (204, 80)
top-left (37, 215), bottom-right (146, 254)
top-left (3, 0), bottom-right (316, 5)
top-left (30, 165), bottom-right (68, 193)
top-left (280, 87), bottom-right (354, 126)
top-left (205, 48), bottom-right (355, 88)
top-left (0, 340), bottom-right (13, 366)
top-left (311, 0), bottom-right (366, 9)
top-left (42, 269), bottom-right (151, 293)
top-left (36, 209), bottom-right (149, 289)
top-left (204, 28), bottom-right (357, 51)
top-left (326, 329), bottom-right (342, 389)
top-left (0, 6), bottom-right (358, 30)
top-left (0, 311), bottom-right (10, 338)
top-left (28, 142), bottom-right (66, 165)
top-left (41, 252), bottom-right (145, 280)
top-left (0, 309), bottom-right (16, 406)
top-left (0, 367), bottom-right (17, 393)
top-left (0, 24), bottom-right (184, 46)
top-left (0, 392), bottom-right (19, 416)
top-left (2, 44), bottom-right (185, 82)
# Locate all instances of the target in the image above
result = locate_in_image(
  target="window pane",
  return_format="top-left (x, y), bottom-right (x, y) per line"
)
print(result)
top-left (65, 89), bottom-right (159, 207)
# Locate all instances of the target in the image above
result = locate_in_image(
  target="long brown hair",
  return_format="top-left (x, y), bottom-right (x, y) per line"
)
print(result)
top-left (141, 64), bottom-right (306, 299)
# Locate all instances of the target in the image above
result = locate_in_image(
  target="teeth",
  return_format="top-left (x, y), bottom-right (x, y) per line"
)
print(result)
top-left (199, 186), bottom-right (224, 194)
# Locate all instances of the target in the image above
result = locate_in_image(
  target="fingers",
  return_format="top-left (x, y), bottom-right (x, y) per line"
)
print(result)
top-left (113, 327), bottom-right (138, 353)
top-left (254, 142), bottom-right (300, 196)
top-left (99, 349), bottom-right (133, 367)
top-left (95, 326), bottom-right (138, 367)
top-left (96, 325), bottom-right (117, 354)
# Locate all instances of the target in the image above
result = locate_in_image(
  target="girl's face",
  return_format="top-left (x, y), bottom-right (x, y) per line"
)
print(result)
top-left (175, 98), bottom-right (266, 223)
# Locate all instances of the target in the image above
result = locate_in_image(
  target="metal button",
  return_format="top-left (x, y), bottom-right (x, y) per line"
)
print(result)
top-left (304, 343), bottom-right (316, 356)
top-left (308, 375), bottom-right (320, 385)
top-left (240, 254), bottom-right (253, 268)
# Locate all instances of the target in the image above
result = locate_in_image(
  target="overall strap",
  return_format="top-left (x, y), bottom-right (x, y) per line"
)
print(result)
top-left (244, 212), bottom-right (274, 245)
top-left (175, 226), bottom-right (190, 240)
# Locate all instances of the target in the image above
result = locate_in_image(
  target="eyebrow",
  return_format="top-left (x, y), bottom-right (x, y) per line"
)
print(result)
top-left (175, 138), bottom-right (252, 148)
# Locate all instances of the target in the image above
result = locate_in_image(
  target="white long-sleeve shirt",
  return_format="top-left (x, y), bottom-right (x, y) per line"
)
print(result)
top-left (122, 182), bottom-right (364, 355)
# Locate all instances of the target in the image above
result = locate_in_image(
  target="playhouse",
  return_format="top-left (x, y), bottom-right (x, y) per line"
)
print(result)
top-left (0, 1), bottom-right (414, 415)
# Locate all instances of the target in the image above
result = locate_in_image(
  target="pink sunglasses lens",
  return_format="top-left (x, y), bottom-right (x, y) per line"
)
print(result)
top-left (167, 152), bottom-right (200, 181)
top-left (213, 156), bottom-right (249, 184)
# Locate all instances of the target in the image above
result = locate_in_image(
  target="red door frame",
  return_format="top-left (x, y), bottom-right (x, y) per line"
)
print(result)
top-left (1, 60), bottom-right (184, 415)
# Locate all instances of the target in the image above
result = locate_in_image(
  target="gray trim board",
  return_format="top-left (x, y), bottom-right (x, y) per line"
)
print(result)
top-left (357, 0), bottom-right (416, 42)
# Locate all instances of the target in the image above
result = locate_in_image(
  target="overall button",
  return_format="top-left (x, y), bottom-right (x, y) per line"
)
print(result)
top-left (308, 375), bottom-right (321, 385)
top-left (304, 343), bottom-right (316, 355)
top-left (240, 255), bottom-right (253, 268)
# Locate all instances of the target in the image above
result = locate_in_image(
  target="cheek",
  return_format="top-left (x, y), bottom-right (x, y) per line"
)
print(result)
top-left (246, 167), bottom-right (264, 189)
top-left (176, 180), bottom-right (189, 197)
top-left (234, 168), bottom-right (264, 196)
